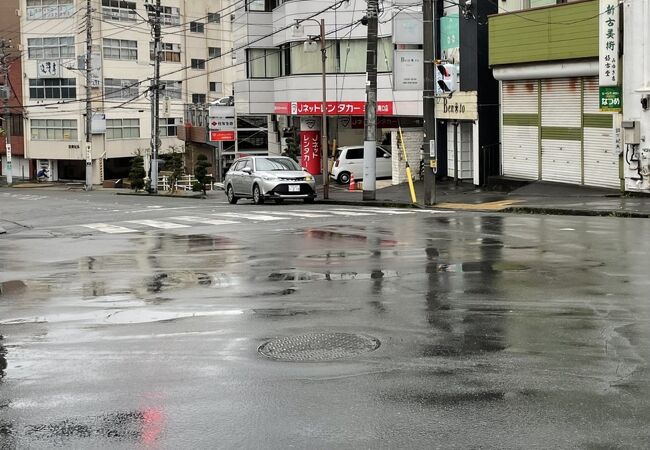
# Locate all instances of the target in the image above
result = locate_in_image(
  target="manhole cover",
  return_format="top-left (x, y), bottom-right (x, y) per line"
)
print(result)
top-left (258, 332), bottom-right (380, 362)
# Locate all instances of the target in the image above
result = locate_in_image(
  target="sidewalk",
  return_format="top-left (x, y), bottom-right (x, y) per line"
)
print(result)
top-left (317, 178), bottom-right (650, 218)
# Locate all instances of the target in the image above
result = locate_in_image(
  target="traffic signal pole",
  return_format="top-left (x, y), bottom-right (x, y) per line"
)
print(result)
top-left (423, 0), bottom-right (437, 205)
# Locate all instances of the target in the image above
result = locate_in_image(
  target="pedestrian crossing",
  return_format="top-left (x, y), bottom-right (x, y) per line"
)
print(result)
top-left (77, 207), bottom-right (451, 234)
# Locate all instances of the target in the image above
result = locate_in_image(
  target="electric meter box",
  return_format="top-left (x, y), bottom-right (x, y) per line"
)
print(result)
top-left (622, 121), bottom-right (641, 145)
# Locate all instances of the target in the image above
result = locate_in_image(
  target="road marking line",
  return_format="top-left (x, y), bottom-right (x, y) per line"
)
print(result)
top-left (296, 209), bottom-right (375, 216)
top-left (257, 211), bottom-right (333, 218)
top-left (81, 223), bottom-right (138, 234)
top-left (127, 220), bottom-right (191, 229)
top-left (334, 208), bottom-right (416, 215)
top-left (217, 213), bottom-right (289, 221)
top-left (171, 216), bottom-right (240, 225)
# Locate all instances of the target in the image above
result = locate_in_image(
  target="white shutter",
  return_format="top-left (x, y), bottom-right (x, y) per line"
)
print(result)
top-left (583, 77), bottom-right (619, 188)
top-left (541, 78), bottom-right (581, 184)
top-left (502, 80), bottom-right (539, 179)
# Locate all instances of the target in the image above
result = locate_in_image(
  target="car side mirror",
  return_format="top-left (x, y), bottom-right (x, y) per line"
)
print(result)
top-left (242, 167), bottom-right (252, 174)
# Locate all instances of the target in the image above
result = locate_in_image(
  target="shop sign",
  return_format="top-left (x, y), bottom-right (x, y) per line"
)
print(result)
top-left (300, 117), bottom-right (321, 175)
top-left (394, 50), bottom-right (423, 91)
top-left (209, 130), bottom-right (235, 141)
top-left (209, 117), bottom-right (235, 131)
top-left (37, 60), bottom-right (60, 78)
top-left (435, 91), bottom-right (478, 120)
top-left (393, 14), bottom-right (422, 45)
top-left (274, 101), bottom-right (393, 116)
top-left (599, 86), bottom-right (622, 112)
top-left (599, 0), bottom-right (620, 87)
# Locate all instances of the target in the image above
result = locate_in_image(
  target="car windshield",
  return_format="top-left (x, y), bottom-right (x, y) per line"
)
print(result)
top-left (255, 158), bottom-right (301, 171)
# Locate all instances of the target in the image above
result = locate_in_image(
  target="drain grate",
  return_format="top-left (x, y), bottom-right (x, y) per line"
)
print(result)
top-left (259, 332), bottom-right (380, 362)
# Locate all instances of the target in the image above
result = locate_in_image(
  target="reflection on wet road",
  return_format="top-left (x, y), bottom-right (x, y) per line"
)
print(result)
top-left (1, 210), bottom-right (650, 448)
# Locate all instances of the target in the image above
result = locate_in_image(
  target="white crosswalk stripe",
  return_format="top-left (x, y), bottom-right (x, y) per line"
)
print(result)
top-left (333, 208), bottom-right (416, 215)
top-left (294, 209), bottom-right (375, 216)
top-left (127, 220), bottom-right (191, 229)
top-left (171, 216), bottom-right (240, 226)
top-left (81, 223), bottom-right (138, 234)
top-left (217, 212), bottom-right (289, 221)
top-left (257, 211), bottom-right (333, 218)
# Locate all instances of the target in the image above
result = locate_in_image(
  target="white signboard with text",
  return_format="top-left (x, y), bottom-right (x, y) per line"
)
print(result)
top-left (393, 49), bottom-right (423, 91)
top-left (599, 0), bottom-right (620, 86)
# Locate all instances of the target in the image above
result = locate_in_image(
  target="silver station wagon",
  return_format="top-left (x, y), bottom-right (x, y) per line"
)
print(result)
top-left (224, 156), bottom-right (317, 204)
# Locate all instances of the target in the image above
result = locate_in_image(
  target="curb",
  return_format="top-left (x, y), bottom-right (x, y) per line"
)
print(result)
top-left (115, 192), bottom-right (206, 199)
top-left (317, 199), bottom-right (424, 209)
top-left (0, 227), bottom-right (6, 235)
top-left (502, 206), bottom-right (650, 218)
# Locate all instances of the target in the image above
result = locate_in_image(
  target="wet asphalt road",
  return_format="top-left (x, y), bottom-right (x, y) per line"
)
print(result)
top-left (1, 188), bottom-right (650, 449)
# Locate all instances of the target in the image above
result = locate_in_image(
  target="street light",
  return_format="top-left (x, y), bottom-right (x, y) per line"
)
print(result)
top-left (293, 19), bottom-right (329, 199)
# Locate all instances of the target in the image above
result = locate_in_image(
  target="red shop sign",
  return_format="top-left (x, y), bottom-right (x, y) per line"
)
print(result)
top-left (274, 101), bottom-right (393, 116)
top-left (209, 130), bottom-right (236, 141)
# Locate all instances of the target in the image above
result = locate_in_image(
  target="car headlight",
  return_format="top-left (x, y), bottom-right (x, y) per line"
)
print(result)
top-left (304, 175), bottom-right (313, 181)
top-left (262, 175), bottom-right (278, 181)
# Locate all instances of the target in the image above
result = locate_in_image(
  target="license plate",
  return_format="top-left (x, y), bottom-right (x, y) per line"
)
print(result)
top-left (288, 185), bottom-right (300, 192)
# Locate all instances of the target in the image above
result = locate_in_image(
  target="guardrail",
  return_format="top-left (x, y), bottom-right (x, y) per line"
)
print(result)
top-left (157, 174), bottom-right (214, 191)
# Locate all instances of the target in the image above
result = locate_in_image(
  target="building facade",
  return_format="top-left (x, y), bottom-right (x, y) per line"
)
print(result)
top-left (0, 0), bottom-right (27, 182)
top-left (232, 0), bottom-right (427, 184)
top-left (489, 0), bottom-right (621, 189)
top-left (17, 0), bottom-right (233, 184)
top-left (622, 0), bottom-right (650, 193)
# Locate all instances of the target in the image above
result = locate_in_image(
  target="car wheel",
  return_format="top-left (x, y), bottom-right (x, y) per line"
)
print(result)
top-left (252, 184), bottom-right (265, 204)
top-left (226, 184), bottom-right (238, 204)
top-left (337, 172), bottom-right (351, 184)
top-left (274, 198), bottom-right (284, 204)
top-left (304, 197), bottom-right (315, 204)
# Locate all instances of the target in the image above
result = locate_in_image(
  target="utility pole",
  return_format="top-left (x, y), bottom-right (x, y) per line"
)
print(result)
top-left (148, 0), bottom-right (162, 193)
top-left (1, 39), bottom-right (12, 186)
top-left (85, 0), bottom-right (93, 191)
top-left (362, 0), bottom-right (379, 201)
top-left (319, 19), bottom-right (329, 200)
top-left (422, 0), bottom-right (437, 205)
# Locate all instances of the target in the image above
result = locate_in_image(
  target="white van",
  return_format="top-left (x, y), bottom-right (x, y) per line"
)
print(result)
top-left (330, 145), bottom-right (392, 184)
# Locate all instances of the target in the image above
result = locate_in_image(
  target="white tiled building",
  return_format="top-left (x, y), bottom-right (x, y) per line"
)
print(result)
top-left (232, 0), bottom-right (425, 183)
top-left (19, 0), bottom-right (233, 183)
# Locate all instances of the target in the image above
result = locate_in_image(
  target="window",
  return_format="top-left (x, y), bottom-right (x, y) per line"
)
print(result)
top-left (290, 42), bottom-right (335, 75)
top-left (160, 80), bottom-right (182, 99)
top-left (209, 47), bottom-right (222, 59)
top-left (158, 6), bottom-right (180, 26)
top-left (207, 12), bottom-right (221, 23)
top-left (29, 78), bottom-right (76, 99)
top-left (151, 42), bottom-right (181, 62)
top-left (247, 49), bottom-right (280, 78)
top-left (26, 0), bottom-right (74, 20)
top-left (104, 78), bottom-right (139, 99)
top-left (209, 82), bottom-right (222, 93)
top-left (159, 118), bottom-right (180, 137)
top-left (246, 0), bottom-right (283, 12)
top-left (106, 118), bottom-right (140, 139)
top-left (192, 94), bottom-right (206, 104)
top-left (190, 22), bottom-right (205, 33)
top-left (27, 37), bottom-right (74, 59)
top-left (30, 119), bottom-right (78, 141)
top-left (101, 0), bottom-right (137, 22)
top-left (191, 59), bottom-right (206, 70)
top-left (345, 148), bottom-right (363, 159)
top-left (103, 39), bottom-right (138, 60)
